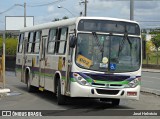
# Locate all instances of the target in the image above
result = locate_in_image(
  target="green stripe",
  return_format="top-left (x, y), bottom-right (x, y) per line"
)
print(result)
top-left (16, 68), bottom-right (66, 80)
top-left (70, 78), bottom-right (76, 82)
top-left (85, 78), bottom-right (93, 83)
top-left (16, 68), bottom-right (140, 85)
top-left (62, 76), bottom-right (66, 80)
top-left (16, 68), bottom-right (21, 71)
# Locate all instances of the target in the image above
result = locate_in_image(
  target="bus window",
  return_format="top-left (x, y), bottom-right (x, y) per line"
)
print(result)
top-left (57, 28), bottom-right (68, 54)
top-left (47, 29), bottom-right (57, 54)
top-left (33, 31), bottom-right (41, 53)
top-left (18, 33), bottom-right (24, 53)
top-left (27, 32), bottom-right (34, 53)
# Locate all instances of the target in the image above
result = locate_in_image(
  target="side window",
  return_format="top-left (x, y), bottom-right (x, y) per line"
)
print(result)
top-left (18, 33), bottom-right (24, 53)
top-left (47, 29), bottom-right (57, 54)
top-left (33, 31), bottom-right (41, 53)
top-left (27, 32), bottom-right (34, 53)
top-left (57, 27), bottom-right (68, 54)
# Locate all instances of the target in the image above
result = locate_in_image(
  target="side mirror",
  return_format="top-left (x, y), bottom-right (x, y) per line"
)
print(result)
top-left (69, 35), bottom-right (77, 48)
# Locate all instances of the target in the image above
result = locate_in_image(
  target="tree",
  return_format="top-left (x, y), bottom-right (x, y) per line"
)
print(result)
top-left (52, 18), bottom-right (60, 22)
top-left (52, 16), bottom-right (69, 22)
top-left (151, 33), bottom-right (160, 64)
top-left (146, 40), bottom-right (153, 55)
top-left (141, 34), bottom-right (146, 41)
top-left (62, 16), bottom-right (68, 19)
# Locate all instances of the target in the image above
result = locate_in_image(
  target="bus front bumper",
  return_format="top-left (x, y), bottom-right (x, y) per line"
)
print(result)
top-left (70, 82), bottom-right (140, 100)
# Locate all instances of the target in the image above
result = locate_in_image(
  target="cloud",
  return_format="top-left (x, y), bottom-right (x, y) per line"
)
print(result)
top-left (86, 0), bottom-right (130, 19)
top-left (88, 0), bottom-right (117, 10)
top-left (134, 2), bottom-right (160, 19)
top-left (47, 5), bottom-right (54, 12)
top-left (35, 13), bottom-right (60, 25)
top-left (135, 1), bottom-right (159, 10)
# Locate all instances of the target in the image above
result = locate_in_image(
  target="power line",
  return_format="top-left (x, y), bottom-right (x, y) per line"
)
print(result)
top-left (27, 0), bottom-right (66, 7)
top-left (0, 5), bottom-right (16, 14)
top-left (102, 0), bottom-right (159, 2)
top-left (27, 0), bottom-right (56, 5)
top-left (0, 0), bottom-right (66, 15)
top-left (80, 0), bottom-right (88, 16)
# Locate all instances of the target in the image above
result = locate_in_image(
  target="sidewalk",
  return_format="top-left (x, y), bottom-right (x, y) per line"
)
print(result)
top-left (142, 68), bottom-right (160, 73)
top-left (141, 87), bottom-right (160, 96)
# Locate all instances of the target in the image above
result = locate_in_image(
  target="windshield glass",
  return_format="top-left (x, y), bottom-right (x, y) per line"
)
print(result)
top-left (75, 33), bottom-right (141, 73)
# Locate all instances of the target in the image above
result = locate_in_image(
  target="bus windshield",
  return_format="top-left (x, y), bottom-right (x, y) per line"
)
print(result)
top-left (75, 33), bottom-right (141, 73)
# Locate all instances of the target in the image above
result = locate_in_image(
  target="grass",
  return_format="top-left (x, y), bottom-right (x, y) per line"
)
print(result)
top-left (0, 36), bottom-right (18, 55)
top-left (143, 52), bottom-right (160, 64)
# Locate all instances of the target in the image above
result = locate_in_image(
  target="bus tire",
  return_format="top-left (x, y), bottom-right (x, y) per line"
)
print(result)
top-left (111, 99), bottom-right (120, 106)
top-left (57, 79), bottom-right (66, 105)
top-left (26, 73), bottom-right (35, 92)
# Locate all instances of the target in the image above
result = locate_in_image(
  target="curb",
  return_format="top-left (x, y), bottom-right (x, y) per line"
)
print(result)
top-left (142, 69), bottom-right (160, 73)
top-left (0, 88), bottom-right (10, 99)
top-left (140, 87), bottom-right (160, 96)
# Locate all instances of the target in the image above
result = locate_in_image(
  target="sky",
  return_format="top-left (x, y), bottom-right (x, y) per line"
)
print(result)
top-left (1, 0), bottom-right (160, 30)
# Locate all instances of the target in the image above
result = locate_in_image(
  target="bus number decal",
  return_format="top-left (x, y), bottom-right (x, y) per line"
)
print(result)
top-left (76, 55), bottom-right (92, 68)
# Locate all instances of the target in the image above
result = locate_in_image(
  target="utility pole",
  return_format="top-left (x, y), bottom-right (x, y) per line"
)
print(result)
top-left (0, 31), bottom-right (10, 93)
top-left (130, 0), bottom-right (134, 20)
top-left (80, 0), bottom-right (88, 16)
top-left (2, 31), bottom-right (5, 89)
top-left (84, 0), bottom-right (87, 16)
top-left (24, 2), bottom-right (26, 27)
top-left (15, 2), bottom-right (27, 27)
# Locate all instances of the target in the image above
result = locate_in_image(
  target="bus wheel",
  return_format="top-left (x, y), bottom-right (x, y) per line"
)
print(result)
top-left (26, 74), bottom-right (35, 92)
top-left (57, 79), bottom-right (66, 105)
top-left (111, 99), bottom-right (120, 106)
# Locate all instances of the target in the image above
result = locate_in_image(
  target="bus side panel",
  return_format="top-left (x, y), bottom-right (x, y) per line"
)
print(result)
top-left (25, 54), bottom-right (39, 87)
top-left (16, 33), bottom-right (24, 83)
top-left (30, 54), bottom-right (39, 87)
top-left (44, 55), bottom-right (59, 92)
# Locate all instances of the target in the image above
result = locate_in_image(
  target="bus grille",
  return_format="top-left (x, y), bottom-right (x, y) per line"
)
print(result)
top-left (110, 84), bottom-right (122, 87)
top-left (85, 73), bottom-right (130, 81)
top-left (92, 83), bottom-right (105, 86)
top-left (96, 89), bottom-right (120, 95)
top-left (92, 83), bottom-right (123, 87)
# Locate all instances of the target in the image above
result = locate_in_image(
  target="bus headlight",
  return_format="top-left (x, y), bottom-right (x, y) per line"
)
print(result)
top-left (125, 78), bottom-right (139, 88)
top-left (73, 73), bottom-right (90, 86)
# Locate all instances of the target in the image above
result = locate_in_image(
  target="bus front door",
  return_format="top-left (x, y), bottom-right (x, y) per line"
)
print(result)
top-left (21, 37), bottom-right (27, 83)
top-left (39, 36), bottom-right (46, 91)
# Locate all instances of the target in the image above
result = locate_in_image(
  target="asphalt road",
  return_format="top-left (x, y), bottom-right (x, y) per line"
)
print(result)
top-left (142, 72), bottom-right (160, 91)
top-left (0, 71), bottom-right (160, 118)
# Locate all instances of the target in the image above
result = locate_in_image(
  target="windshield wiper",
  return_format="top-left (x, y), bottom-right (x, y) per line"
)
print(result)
top-left (118, 33), bottom-right (132, 57)
top-left (92, 32), bottom-right (103, 53)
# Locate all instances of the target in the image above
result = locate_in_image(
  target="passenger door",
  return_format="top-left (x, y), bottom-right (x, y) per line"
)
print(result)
top-left (39, 36), bottom-right (47, 90)
top-left (21, 33), bottom-right (28, 83)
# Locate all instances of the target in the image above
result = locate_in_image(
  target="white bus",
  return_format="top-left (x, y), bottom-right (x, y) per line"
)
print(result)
top-left (16, 17), bottom-right (142, 106)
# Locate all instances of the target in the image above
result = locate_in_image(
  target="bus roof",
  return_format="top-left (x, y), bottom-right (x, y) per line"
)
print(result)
top-left (20, 17), bottom-right (139, 32)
